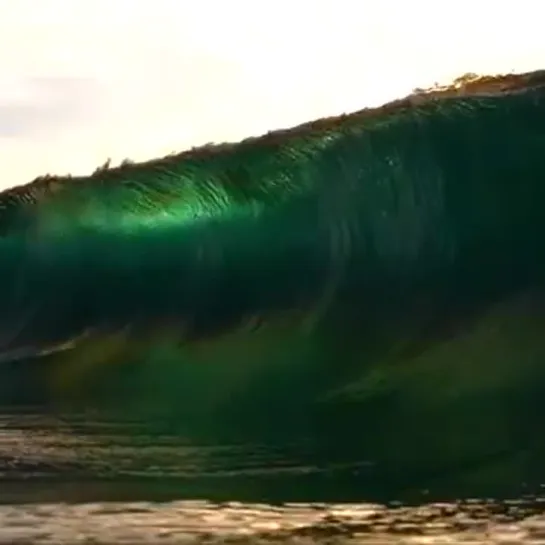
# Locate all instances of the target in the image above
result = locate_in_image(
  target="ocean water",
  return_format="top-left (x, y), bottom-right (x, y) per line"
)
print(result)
top-left (3, 73), bottom-right (545, 542)
top-left (0, 407), bottom-right (544, 544)
top-left (2, 289), bottom-right (545, 543)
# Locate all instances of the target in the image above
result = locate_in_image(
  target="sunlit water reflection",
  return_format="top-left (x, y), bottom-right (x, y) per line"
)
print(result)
top-left (1, 409), bottom-right (545, 544)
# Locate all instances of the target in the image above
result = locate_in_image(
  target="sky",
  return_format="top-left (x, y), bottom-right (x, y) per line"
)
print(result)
top-left (0, 0), bottom-right (544, 189)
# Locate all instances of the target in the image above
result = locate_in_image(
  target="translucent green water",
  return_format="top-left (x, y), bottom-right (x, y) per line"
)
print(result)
top-left (1, 71), bottom-right (545, 500)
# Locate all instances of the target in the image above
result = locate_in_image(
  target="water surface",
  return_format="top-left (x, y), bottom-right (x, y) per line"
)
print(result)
top-left (1, 408), bottom-right (545, 544)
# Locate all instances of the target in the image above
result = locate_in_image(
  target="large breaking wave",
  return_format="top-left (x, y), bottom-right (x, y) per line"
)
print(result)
top-left (2, 70), bottom-right (545, 498)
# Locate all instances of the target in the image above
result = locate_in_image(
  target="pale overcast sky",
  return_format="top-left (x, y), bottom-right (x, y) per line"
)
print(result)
top-left (0, 0), bottom-right (543, 188)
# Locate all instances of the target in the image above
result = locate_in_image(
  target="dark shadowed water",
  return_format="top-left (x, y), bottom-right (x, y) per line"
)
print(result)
top-left (1, 408), bottom-right (545, 544)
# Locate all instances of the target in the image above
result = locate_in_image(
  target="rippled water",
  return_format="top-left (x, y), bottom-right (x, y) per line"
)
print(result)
top-left (5, 498), bottom-right (545, 544)
top-left (1, 409), bottom-right (545, 544)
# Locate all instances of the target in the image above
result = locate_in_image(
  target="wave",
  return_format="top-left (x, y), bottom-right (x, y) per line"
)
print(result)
top-left (2, 70), bottom-right (545, 497)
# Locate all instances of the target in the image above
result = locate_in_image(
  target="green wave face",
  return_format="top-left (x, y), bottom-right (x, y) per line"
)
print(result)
top-left (1, 71), bottom-right (545, 497)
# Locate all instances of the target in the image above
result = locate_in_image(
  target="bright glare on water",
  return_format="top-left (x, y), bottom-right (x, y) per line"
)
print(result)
top-left (0, 409), bottom-right (545, 544)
